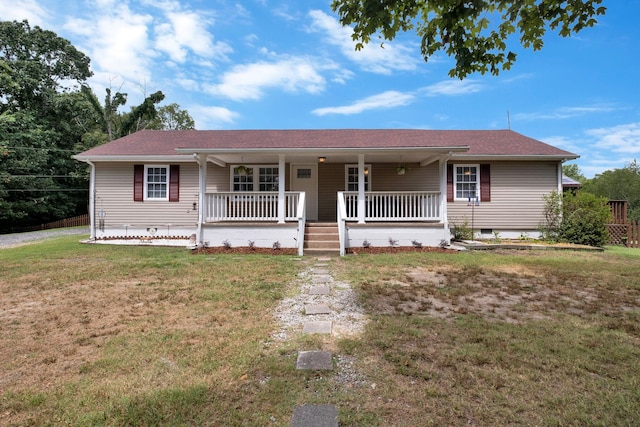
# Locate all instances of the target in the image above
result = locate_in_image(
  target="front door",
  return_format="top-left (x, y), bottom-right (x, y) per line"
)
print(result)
top-left (290, 164), bottom-right (318, 221)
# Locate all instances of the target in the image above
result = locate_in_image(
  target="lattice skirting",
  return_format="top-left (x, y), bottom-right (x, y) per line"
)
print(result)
top-left (608, 223), bottom-right (640, 247)
top-left (607, 224), bottom-right (628, 245)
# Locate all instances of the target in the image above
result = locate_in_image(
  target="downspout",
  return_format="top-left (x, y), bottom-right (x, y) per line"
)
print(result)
top-left (87, 160), bottom-right (96, 240)
top-left (557, 160), bottom-right (564, 194)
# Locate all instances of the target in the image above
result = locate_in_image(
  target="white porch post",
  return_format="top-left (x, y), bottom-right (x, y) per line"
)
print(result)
top-left (358, 153), bottom-right (366, 224)
top-left (196, 154), bottom-right (207, 244)
top-left (440, 154), bottom-right (449, 241)
top-left (277, 154), bottom-right (286, 224)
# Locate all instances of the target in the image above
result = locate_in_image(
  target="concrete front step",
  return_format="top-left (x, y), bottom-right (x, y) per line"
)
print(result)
top-left (305, 223), bottom-right (340, 256)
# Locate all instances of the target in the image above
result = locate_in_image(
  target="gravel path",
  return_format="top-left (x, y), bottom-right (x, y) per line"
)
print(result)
top-left (0, 227), bottom-right (90, 249)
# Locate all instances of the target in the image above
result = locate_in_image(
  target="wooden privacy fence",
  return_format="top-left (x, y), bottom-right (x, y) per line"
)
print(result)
top-left (20, 214), bottom-right (89, 232)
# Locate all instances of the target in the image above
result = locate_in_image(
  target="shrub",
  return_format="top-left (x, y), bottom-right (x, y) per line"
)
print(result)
top-left (450, 217), bottom-right (473, 240)
top-left (559, 191), bottom-right (612, 247)
top-left (540, 191), bottom-right (563, 241)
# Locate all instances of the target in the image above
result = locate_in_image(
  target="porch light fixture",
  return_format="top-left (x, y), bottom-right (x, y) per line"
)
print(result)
top-left (364, 167), bottom-right (369, 176)
top-left (318, 156), bottom-right (326, 163)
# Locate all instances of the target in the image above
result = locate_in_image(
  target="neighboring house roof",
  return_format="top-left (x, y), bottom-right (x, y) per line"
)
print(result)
top-left (562, 175), bottom-right (582, 188)
top-left (75, 129), bottom-right (578, 161)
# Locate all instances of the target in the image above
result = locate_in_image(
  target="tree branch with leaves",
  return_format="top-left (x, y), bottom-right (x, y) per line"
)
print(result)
top-left (331, 0), bottom-right (606, 78)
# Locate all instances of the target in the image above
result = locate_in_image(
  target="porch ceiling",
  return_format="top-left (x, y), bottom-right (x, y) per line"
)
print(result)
top-left (196, 147), bottom-right (468, 166)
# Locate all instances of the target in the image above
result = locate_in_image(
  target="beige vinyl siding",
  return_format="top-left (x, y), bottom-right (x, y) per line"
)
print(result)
top-left (317, 162), bottom-right (440, 221)
top-left (206, 164), bottom-right (229, 191)
top-left (94, 162), bottom-right (199, 227)
top-left (447, 161), bottom-right (558, 230)
top-left (371, 163), bottom-right (440, 192)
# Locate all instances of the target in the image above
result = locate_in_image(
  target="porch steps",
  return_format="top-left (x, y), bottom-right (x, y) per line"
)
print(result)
top-left (304, 222), bottom-right (340, 256)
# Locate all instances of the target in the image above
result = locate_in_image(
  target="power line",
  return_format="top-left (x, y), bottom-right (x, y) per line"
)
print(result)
top-left (3, 188), bottom-right (88, 192)
top-left (0, 146), bottom-right (80, 153)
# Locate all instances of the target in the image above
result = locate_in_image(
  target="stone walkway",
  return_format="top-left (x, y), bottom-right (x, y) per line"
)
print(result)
top-left (281, 257), bottom-right (367, 427)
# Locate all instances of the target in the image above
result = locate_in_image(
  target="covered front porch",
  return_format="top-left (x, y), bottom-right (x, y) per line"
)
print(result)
top-left (182, 147), bottom-right (463, 255)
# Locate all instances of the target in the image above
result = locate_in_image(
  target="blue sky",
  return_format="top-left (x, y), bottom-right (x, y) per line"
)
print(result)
top-left (4, 1), bottom-right (639, 178)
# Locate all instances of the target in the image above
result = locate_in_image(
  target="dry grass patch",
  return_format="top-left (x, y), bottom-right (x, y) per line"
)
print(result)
top-left (0, 237), bottom-right (306, 426)
top-left (333, 248), bottom-right (640, 426)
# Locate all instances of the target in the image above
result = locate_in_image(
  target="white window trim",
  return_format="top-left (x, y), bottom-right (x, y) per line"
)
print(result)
top-left (345, 164), bottom-right (372, 191)
top-left (230, 164), bottom-right (279, 192)
top-left (453, 164), bottom-right (480, 201)
top-left (144, 164), bottom-right (169, 201)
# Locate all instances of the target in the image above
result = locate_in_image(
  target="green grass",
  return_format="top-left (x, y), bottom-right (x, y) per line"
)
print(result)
top-left (2, 237), bottom-right (639, 426)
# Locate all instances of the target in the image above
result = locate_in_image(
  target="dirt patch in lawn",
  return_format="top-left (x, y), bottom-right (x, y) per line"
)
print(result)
top-left (361, 264), bottom-right (640, 323)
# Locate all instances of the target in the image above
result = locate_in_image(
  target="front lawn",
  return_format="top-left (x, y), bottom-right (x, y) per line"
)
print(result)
top-left (1, 237), bottom-right (638, 425)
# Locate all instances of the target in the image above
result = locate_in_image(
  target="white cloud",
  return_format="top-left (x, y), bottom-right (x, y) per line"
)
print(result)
top-left (420, 79), bottom-right (484, 96)
top-left (312, 91), bottom-right (414, 116)
top-left (64, 3), bottom-right (154, 90)
top-left (513, 104), bottom-right (617, 121)
top-left (154, 11), bottom-right (232, 63)
top-left (308, 10), bottom-right (417, 75)
top-left (586, 122), bottom-right (640, 154)
top-left (0, 0), bottom-right (49, 25)
top-left (543, 122), bottom-right (640, 178)
top-left (190, 105), bottom-right (240, 129)
top-left (204, 57), bottom-right (327, 101)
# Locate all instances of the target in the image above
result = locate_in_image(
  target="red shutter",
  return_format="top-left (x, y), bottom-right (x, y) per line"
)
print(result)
top-left (480, 164), bottom-right (491, 202)
top-left (446, 164), bottom-right (454, 202)
top-left (134, 164), bottom-right (144, 201)
top-left (169, 165), bottom-right (180, 202)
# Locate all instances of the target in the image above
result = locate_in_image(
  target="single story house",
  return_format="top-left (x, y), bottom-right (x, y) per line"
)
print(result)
top-left (74, 129), bottom-right (578, 255)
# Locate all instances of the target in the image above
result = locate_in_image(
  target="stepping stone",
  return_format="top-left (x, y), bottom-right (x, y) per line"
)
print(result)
top-left (296, 351), bottom-right (333, 370)
top-left (312, 275), bottom-right (332, 284)
top-left (290, 404), bottom-right (338, 427)
top-left (313, 268), bottom-right (330, 275)
top-left (305, 304), bottom-right (331, 315)
top-left (303, 321), bottom-right (332, 334)
top-left (309, 286), bottom-right (330, 295)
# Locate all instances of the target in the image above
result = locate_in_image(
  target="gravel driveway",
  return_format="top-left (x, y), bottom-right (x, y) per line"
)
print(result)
top-left (0, 228), bottom-right (89, 249)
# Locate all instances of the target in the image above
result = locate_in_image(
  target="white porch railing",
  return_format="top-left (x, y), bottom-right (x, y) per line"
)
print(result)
top-left (205, 192), bottom-right (301, 222)
top-left (340, 191), bottom-right (441, 221)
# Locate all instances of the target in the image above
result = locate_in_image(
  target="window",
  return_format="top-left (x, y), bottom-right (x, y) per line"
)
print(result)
top-left (134, 164), bottom-right (179, 202)
top-left (454, 164), bottom-right (479, 200)
top-left (231, 165), bottom-right (279, 192)
top-left (345, 165), bottom-right (371, 191)
top-left (145, 165), bottom-right (169, 200)
top-left (259, 167), bottom-right (279, 191)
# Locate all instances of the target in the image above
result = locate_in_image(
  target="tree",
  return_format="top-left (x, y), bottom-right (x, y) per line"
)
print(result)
top-left (83, 86), bottom-right (166, 141)
top-left (582, 160), bottom-right (640, 221)
top-left (331, 0), bottom-right (606, 78)
top-left (0, 20), bottom-right (96, 231)
top-left (148, 103), bottom-right (196, 130)
top-left (563, 163), bottom-right (586, 182)
top-left (0, 20), bottom-right (92, 111)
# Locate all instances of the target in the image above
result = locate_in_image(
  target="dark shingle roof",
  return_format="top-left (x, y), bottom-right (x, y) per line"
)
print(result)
top-left (75, 129), bottom-right (577, 158)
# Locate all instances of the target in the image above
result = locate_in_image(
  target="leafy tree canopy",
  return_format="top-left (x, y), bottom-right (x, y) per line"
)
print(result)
top-left (582, 160), bottom-right (640, 221)
top-left (331, 0), bottom-right (606, 78)
top-left (563, 163), bottom-right (586, 182)
top-left (0, 20), bottom-right (92, 111)
top-left (148, 103), bottom-right (196, 130)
